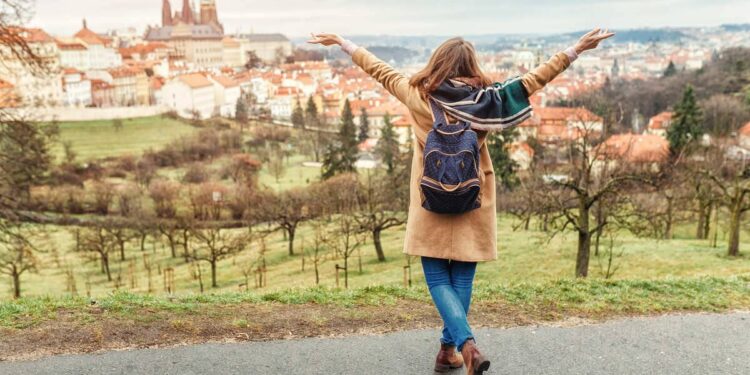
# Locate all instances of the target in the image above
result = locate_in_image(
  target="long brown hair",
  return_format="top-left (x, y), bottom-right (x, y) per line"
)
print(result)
top-left (409, 37), bottom-right (492, 97)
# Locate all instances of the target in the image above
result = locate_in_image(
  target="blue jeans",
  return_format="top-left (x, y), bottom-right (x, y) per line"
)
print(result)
top-left (421, 256), bottom-right (477, 352)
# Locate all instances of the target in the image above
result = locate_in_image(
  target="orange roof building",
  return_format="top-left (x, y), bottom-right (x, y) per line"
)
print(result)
top-left (595, 134), bottom-right (670, 164)
top-left (646, 111), bottom-right (673, 137)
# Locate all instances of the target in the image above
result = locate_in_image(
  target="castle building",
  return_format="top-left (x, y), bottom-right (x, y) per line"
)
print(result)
top-left (147, 0), bottom-right (224, 68)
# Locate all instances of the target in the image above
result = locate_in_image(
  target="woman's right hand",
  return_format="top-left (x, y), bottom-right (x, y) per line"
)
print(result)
top-left (574, 28), bottom-right (615, 54)
top-left (307, 33), bottom-right (344, 47)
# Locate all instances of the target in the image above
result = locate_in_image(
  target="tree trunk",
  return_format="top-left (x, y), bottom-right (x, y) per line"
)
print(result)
top-left (696, 200), bottom-right (707, 239)
top-left (168, 237), bottom-right (177, 258)
top-left (314, 263), bottom-right (320, 285)
top-left (210, 261), bottom-right (218, 288)
top-left (575, 201), bottom-right (591, 278)
top-left (182, 231), bottom-right (190, 263)
top-left (103, 254), bottom-right (112, 281)
top-left (728, 203), bottom-right (742, 257)
top-left (12, 272), bottom-right (21, 299)
top-left (373, 228), bottom-right (386, 262)
top-left (119, 241), bottom-right (126, 261)
top-left (287, 226), bottom-right (296, 256)
top-left (703, 203), bottom-right (713, 240)
top-left (664, 195), bottom-right (674, 240)
top-left (344, 255), bottom-right (349, 289)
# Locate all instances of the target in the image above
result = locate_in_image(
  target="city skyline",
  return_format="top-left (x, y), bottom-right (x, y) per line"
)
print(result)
top-left (30, 0), bottom-right (750, 37)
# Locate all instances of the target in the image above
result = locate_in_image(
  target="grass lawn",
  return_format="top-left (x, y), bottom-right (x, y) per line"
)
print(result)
top-left (51, 116), bottom-right (199, 161)
top-left (6, 216), bottom-right (750, 300)
top-left (258, 154), bottom-right (322, 191)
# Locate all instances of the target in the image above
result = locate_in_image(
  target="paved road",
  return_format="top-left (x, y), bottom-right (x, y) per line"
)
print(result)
top-left (2, 312), bottom-right (749, 375)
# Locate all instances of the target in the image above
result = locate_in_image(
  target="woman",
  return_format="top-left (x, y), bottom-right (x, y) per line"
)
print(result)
top-left (309, 28), bottom-right (614, 374)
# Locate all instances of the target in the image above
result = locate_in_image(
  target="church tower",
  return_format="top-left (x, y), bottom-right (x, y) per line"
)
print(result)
top-left (162, 0), bottom-right (173, 26)
top-left (200, 1), bottom-right (218, 25)
top-left (181, 0), bottom-right (195, 24)
top-left (199, 0), bottom-right (222, 31)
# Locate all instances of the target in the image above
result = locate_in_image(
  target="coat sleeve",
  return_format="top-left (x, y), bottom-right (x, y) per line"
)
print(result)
top-left (351, 48), bottom-right (429, 119)
top-left (520, 52), bottom-right (572, 96)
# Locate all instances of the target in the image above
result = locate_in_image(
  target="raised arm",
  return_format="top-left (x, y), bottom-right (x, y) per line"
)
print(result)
top-left (521, 28), bottom-right (615, 96)
top-left (308, 33), bottom-right (412, 104)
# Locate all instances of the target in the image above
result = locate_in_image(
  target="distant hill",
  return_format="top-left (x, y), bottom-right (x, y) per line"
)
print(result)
top-left (722, 24), bottom-right (750, 32)
top-left (296, 27), bottom-right (701, 54)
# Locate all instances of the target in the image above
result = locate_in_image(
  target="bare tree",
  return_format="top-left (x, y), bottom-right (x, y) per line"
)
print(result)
top-left (700, 145), bottom-right (750, 257)
top-left (0, 222), bottom-right (41, 298)
top-left (189, 226), bottom-right (249, 288)
top-left (78, 224), bottom-right (115, 281)
top-left (305, 218), bottom-right (331, 285)
top-left (355, 170), bottom-right (407, 262)
top-left (148, 179), bottom-right (181, 219)
top-left (537, 115), bottom-right (648, 277)
top-left (264, 188), bottom-right (315, 256)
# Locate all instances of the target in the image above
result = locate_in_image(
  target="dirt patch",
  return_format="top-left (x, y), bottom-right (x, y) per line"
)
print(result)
top-left (0, 300), bottom-right (687, 362)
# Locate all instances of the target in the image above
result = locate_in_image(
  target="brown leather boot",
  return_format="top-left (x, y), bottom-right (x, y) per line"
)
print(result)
top-left (461, 339), bottom-right (490, 374)
top-left (434, 343), bottom-right (464, 372)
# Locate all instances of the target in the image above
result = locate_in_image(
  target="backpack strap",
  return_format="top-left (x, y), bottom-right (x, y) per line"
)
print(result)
top-left (428, 98), bottom-right (448, 125)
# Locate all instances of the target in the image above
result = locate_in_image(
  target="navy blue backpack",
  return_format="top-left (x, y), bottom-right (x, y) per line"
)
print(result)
top-left (419, 99), bottom-right (481, 214)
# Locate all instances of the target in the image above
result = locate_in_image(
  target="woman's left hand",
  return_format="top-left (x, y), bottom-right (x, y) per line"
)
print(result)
top-left (574, 28), bottom-right (615, 54)
top-left (307, 33), bottom-right (344, 47)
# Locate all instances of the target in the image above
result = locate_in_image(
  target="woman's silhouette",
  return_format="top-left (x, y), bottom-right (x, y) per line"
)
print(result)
top-left (310, 28), bottom-right (614, 374)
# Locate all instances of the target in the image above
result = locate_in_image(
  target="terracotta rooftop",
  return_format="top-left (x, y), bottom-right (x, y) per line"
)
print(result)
top-left (739, 122), bottom-right (750, 136)
top-left (210, 75), bottom-right (239, 88)
top-left (595, 133), bottom-right (670, 163)
top-left (648, 111), bottom-right (673, 130)
top-left (74, 25), bottom-right (111, 46)
top-left (177, 73), bottom-right (213, 89)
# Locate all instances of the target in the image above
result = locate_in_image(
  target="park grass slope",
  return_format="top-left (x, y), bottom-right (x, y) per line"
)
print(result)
top-left (1, 275), bottom-right (749, 361)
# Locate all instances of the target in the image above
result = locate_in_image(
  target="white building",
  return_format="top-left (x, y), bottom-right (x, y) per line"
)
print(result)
top-left (0, 27), bottom-right (63, 107)
top-left (61, 69), bottom-right (92, 107)
top-left (209, 75), bottom-right (241, 117)
top-left (236, 33), bottom-right (293, 64)
top-left (161, 73), bottom-right (215, 119)
top-left (71, 21), bottom-right (122, 69)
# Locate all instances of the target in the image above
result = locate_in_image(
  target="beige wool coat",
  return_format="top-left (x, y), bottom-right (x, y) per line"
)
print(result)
top-left (352, 48), bottom-right (571, 262)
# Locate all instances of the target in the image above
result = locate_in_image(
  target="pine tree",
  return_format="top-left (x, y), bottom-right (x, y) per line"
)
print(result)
top-left (667, 85), bottom-right (703, 155)
top-left (322, 99), bottom-right (358, 179)
top-left (375, 113), bottom-right (400, 174)
top-left (358, 108), bottom-right (370, 142)
top-left (304, 96), bottom-right (319, 128)
top-left (487, 128), bottom-right (520, 191)
top-left (235, 96), bottom-right (248, 131)
top-left (291, 98), bottom-right (305, 129)
top-left (663, 61), bottom-right (677, 77)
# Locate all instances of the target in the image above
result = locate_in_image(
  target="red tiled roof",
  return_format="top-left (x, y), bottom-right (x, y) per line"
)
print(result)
top-left (595, 134), bottom-right (669, 163)
top-left (211, 75), bottom-right (238, 88)
top-left (177, 73), bottom-right (212, 89)
top-left (0, 79), bottom-right (15, 89)
top-left (739, 122), bottom-right (750, 136)
top-left (74, 26), bottom-right (110, 46)
top-left (648, 111), bottom-right (673, 130)
top-left (108, 67), bottom-right (139, 78)
top-left (9, 27), bottom-right (54, 43)
top-left (509, 142), bottom-right (534, 158)
top-left (91, 79), bottom-right (113, 90)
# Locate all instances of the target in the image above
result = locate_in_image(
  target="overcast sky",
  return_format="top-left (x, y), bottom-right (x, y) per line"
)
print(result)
top-left (29, 0), bottom-right (750, 37)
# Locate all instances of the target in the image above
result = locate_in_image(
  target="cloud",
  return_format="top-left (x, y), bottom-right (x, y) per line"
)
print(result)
top-left (28, 0), bottom-right (750, 37)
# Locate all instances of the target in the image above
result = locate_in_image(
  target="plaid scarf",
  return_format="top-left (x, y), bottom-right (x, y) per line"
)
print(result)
top-left (429, 77), bottom-right (532, 131)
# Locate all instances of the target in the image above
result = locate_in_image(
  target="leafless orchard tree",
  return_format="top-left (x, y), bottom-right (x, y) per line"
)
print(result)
top-left (355, 170), bottom-right (407, 262)
top-left (536, 114), bottom-right (651, 278)
top-left (0, 222), bottom-right (42, 298)
top-left (698, 144), bottom-right (750, 257)
top-left (189, 226), bottom-right (249, 288)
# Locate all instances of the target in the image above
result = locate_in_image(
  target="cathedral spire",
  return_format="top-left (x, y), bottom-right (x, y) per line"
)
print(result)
top-left (181, 0), bottom-right (194, 24)
top-left (162, 0), bottom-right (173, 26)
